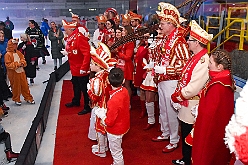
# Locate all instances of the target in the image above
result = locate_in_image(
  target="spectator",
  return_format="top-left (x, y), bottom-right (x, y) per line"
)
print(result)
top-left (40, 18), bottom-right (50, 48)
top-left (18, 33), bottom-right (37, 85)
top-left (0, 123), bottom-right (19, 162)
top-left (0, 21), bottom-right (12, 40)
top-left (4, 38), bottom-right (35, 106)
top-left (4, 16), bottom-right (14, 33)
top-left (25, 20), bottom-right (48, 65)
top-left (48, 21), bottom-right (64, 70)
top-left (0, 30), bottom-right (12, 100)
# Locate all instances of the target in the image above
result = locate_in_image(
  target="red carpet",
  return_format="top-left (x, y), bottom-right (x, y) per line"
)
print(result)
top-left (53, 80), bottom-right (182, 165)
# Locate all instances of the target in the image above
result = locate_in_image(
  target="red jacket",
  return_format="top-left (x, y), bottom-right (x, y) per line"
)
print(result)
top-left (192, 70), bottom-right (234, 165)
top-left (66, 28), bottom-right (90, 76)
top-left (117, 42), bottom-right (134, 80)
top-left (105, 87), bottom-right (130, 135)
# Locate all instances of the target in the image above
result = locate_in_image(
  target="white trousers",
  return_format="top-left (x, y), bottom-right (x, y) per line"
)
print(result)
top-left (107, 133), bottom-right (124, 165)
top-left (158, 80), bottom-right (180, 144)
top-left (88, 107), bottom-right (97, 140)
top-left (97, 132), bottom-right (107, 153)
top-left (146, 102), bottom-right (155, 124)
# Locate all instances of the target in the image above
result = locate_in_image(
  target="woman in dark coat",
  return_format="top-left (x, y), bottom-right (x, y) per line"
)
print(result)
top-left (17, 33), bottom-right (36, 85)
top-left (48, 21), bottom-right (64, 70)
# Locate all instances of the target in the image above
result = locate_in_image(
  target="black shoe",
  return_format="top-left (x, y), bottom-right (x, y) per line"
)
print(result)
top-left (65, 102), bottom-right (80, 108)
top-left (42, 60), bottom-right (46, 64)
top-left (54, 66), bottom-right (57, 70)
top-left (0, 104), bottom-right (10, 111)
top-left (172, 159), bottom-right (185, 165)
top-left (36, 66), bottom-right (40, 71)
top-left (78, 109), bottom-right (91, 115)
top-left (30, 79), bottom-right (34, 85)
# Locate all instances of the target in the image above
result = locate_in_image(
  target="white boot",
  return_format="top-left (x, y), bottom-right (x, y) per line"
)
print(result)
top-left (146, 102), bottom-right (155, 124)
top-left (92, 133), bottom-right (107, 157)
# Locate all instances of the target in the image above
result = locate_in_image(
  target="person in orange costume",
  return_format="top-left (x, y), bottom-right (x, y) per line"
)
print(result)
top-left (5, 38), bottom-right (35, 106)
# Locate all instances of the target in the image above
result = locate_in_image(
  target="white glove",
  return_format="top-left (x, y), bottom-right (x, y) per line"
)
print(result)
top-left (171, 100), bottom-right (182, 110)
top-left (154, 65), bottom-right (167, 74)
top-left (60, 49), bottom-right (68, 56)
top-left (95, 107), bottom-right (107, 120)
top-left (87, 83), bottom-right (91, 91)
top-left (143, 61), bottom-right (155, 69)
top-left (80, 70), bottom-right (86, 74)
top-left (191, 104), bottom-right (199, 120)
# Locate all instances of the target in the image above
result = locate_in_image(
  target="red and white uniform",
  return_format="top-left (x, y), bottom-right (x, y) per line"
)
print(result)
top-left (156, 28), bottom-right (190, 145)
top-left (66, 28), bottom-right (91, 76)
top-left (104, 86), bottom-right (130, 165)
top-left (171, 48), bottom-right (209, 124)
top-left (88, 70), bottom-right (111, 140)
top-left (140, 39), bottom-right (162, 92)
top-left (93, 28), bottom-right (107, 47)
top-left (116, 42), bottom-right (135, 80)
top-left (133, 45), bottom-right (148, 88)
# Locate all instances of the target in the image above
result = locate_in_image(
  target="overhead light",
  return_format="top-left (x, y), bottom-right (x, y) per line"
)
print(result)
top-left (69, 8), bottom-right (72, 12)
top-left (89, 8), bottom-right (96, 11)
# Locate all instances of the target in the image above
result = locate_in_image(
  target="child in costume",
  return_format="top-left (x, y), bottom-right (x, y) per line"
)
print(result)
top-left (87, 42), bottom-right (117, 157)
top-left (4, 38), bottom-right (35, 106)
top-left (95, 68), bottom-right (130, 165)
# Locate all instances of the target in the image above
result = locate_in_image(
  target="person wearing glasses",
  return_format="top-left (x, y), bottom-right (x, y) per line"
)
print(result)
top-left (170, 20), bottom-right (213, 165)
top-left (152, 2), bottom-right (190, 153)
top-left (104, 19), bottom-right (116, 47)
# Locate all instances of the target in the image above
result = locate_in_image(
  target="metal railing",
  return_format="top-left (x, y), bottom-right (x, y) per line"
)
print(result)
top-left (206, 6), bottom-right (248, 53)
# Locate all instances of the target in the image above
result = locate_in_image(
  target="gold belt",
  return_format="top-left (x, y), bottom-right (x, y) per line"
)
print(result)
top-left (190, 96), bottom-right (200, 100)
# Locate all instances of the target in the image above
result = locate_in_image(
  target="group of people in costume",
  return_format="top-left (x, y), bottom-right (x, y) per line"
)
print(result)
top-left (61, 2), bottom-right (238, 165)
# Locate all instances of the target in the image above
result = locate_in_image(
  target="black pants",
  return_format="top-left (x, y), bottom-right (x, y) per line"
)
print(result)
top-left (39, 49), bottom-right (46, 61)
top-left (71, 75), bottom-right (90, 110)
top-left (0, 131), bottom-right (11, 150)
top-left (0, 68), bottom-right (12, 102)
top-left (181, 121), bottom-right (193, 165)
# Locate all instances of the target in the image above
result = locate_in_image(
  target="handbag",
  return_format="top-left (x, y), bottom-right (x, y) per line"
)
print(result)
top-left (57, 29), bottom-right (65, 50)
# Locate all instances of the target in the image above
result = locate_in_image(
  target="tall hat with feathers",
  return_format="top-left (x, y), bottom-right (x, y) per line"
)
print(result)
top-left (90, 42), bottom-right (117, 70)
top-left (156, 2), bottom-right (180, 27)
top-left (128, 11), bottom-right (142, 21)
top-left (189, 20), bottom-right (213, 45)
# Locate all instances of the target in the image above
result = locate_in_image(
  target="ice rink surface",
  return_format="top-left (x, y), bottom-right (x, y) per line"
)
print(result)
top-left (2, 26), bottom-right (70, 165)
